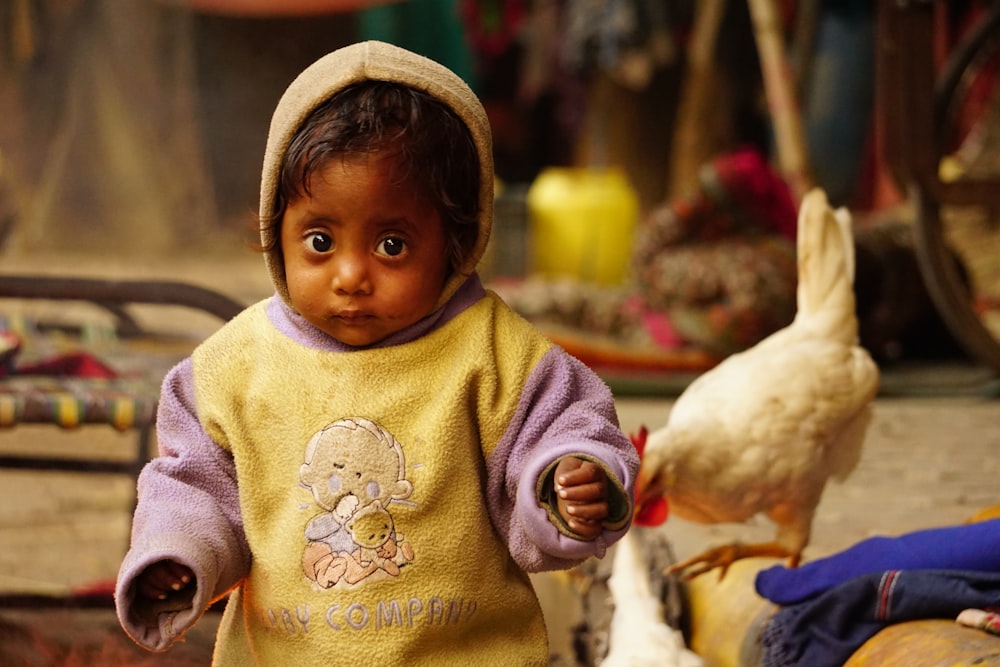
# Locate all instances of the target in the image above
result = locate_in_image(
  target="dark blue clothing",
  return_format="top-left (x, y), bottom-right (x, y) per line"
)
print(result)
top-left (761, 569), bottom-right (1000, 667)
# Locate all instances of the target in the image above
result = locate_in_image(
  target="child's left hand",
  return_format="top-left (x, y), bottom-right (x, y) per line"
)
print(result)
top-left (553, 456), bottom-right (609, 539)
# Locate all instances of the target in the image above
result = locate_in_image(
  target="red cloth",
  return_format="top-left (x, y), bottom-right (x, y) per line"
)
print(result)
top-left (15, 352), bottom-right (118, 379)
top-left (0, 332), bottom-right (118, 378)
top-left (709, 146), bottom-right (798, 240)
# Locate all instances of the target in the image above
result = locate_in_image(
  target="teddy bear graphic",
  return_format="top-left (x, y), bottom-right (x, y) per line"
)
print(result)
top-left (345, 500), bottom-right (415, 578)
top-left (299, 417), bottom-right (415, 588)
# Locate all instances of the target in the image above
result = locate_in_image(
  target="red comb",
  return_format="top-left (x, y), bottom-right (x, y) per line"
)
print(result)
top-left (630, 426), bottom-right (649, 456)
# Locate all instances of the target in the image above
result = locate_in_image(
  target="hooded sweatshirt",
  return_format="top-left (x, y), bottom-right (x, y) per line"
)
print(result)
top-left (115, 41), bottom-right (638, 666)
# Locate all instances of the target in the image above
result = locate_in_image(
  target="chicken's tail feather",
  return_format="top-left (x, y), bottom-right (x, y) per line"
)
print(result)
top-left (793, 188), bottom-right (859, 342)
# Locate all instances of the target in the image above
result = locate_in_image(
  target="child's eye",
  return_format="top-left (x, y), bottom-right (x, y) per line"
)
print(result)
top-left (376, 237), bottom-right (406, 257)
top-left (307, 233), bottom-right (333, 253)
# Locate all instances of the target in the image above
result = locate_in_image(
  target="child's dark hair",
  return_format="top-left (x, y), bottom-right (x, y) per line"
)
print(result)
top-left (265, 80), bottom-right (481, 275)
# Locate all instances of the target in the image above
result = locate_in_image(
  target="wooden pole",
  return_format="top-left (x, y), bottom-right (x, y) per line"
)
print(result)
top-left (747, 0), bottom-right (816, 203)
top-left (666, 0), bottom-right (728, 199)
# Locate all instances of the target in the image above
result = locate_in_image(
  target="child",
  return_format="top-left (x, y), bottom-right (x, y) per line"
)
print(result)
top-left (115, 41), bottom-right (638, 665)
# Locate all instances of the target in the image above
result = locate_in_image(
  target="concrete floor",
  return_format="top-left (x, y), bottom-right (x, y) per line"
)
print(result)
top-left (1, 249), bottom-right (999, 663)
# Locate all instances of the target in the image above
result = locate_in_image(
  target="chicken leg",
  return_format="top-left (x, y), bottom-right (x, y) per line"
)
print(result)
top-left (667, 541), bottom-right (800, 581)
top-left (668, 502), bottom-right (811, 580)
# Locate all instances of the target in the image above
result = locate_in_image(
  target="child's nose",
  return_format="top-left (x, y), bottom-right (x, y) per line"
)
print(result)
top-left (332, 253), bottom-right (372, 294)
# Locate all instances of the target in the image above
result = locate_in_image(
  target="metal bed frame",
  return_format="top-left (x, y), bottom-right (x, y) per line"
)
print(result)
top-left (0, 275), bottom-right (243, 608)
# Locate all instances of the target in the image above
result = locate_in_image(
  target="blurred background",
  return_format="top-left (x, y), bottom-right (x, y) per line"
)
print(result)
top-left (3, 3), bottom-right (1000, 664)
top-left (0, 0), bottom-right (997, 369)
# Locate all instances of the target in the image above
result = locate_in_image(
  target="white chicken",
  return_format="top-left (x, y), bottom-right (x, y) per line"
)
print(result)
top-left (635, 188), bottom-right (879, 579)
top-left (600, 528), bottom-right (704, 667)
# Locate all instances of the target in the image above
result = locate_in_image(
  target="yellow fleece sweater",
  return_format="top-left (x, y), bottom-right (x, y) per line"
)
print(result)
top-left (192, 295), bottom-right (552, 665)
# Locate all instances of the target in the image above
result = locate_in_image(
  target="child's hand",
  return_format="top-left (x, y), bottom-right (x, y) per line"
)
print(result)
top-left (134, 559), bottom-right (195, 622)
top-left (553, 456), bottom-right (609, 540)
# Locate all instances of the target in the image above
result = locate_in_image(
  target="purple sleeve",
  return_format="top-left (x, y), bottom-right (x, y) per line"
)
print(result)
top-left (485, 346), bottom-right (638, 572)
top-left (115, 357), bottom-right (250, 651)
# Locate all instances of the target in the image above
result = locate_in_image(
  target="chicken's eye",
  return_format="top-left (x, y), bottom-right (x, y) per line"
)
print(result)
top-left (307, 233), bottom-right (333, 253)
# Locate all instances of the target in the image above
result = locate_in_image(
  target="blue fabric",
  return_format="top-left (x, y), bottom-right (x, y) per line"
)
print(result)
top-left (756, 518), bottom-right (1000, 605)
top-left (761, 569), bottom-right (1000, 667)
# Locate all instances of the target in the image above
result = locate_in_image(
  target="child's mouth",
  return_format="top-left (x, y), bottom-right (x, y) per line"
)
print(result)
top-left (335, 311), bottom-right (374, 324)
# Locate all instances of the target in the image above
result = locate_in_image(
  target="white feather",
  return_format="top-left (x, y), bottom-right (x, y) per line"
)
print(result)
top-left (600, 529), bottom-right (704, 667)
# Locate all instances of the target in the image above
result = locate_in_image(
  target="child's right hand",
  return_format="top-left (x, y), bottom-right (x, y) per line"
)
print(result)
top-left (135, 559), bottom-right (195, 609)
top-left (553, 456), bottom-right (609, 540)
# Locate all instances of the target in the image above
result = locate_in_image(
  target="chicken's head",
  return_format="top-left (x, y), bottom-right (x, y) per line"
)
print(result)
top-left (630, 425), bottom-right (669, 527)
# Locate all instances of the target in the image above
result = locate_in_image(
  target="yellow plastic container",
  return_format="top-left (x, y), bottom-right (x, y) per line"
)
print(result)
top-left (527, 167), bottom-right (638, 285)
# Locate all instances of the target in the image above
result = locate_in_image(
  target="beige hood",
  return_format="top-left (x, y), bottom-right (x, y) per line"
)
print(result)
top-left (259, 40), bottom-right (494, 309)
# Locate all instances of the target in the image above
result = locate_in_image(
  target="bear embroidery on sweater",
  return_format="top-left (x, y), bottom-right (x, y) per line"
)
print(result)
top-left (299, 418), bottom-right (416, 588)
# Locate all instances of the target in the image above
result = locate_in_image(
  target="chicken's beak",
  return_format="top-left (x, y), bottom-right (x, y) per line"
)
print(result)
top-left (635, 466), bottom-right (671, 506)
top-left (633, 472), bottom-right (670, 527)
top-left (634, 479), bottom-right (656, 508)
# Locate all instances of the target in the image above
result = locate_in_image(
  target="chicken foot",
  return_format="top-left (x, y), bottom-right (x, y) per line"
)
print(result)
top-left (666, 541), bottom-right (800, 581)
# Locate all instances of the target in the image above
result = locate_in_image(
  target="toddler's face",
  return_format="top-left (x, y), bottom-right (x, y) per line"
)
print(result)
top-left (280, 151), bottom-right (448, 346)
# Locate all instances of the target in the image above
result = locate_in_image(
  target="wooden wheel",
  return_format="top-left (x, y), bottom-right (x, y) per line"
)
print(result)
top-left (913, 2), bottom-right (1000, 370)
